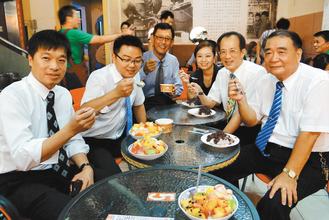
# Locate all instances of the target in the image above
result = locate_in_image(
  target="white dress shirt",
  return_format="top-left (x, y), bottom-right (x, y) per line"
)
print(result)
top-left (208, 60), bottom-right (267, 112)
top-left (250, 63), bottom-right (329, 152)
top-left (0, 74), bottom-right (89, 173)
top-left (81, 64), bottom-right (145, 139)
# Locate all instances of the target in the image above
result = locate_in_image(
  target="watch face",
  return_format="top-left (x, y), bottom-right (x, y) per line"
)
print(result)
top-left (288, 170), bottom-right (295, 178)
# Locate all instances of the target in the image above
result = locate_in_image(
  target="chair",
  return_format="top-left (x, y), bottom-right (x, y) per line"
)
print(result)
top-left (0, 195), bottom-right (23, 220)
top-left (69, 87), bottom-right (85, 111)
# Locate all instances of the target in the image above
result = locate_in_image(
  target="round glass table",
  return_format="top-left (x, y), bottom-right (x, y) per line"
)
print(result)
top-left (147, 104), bottom-right (226, 125)
top-left (59, 167), bottom-right (259, 220)
top-left (121, 125), bottom-right (240, 172)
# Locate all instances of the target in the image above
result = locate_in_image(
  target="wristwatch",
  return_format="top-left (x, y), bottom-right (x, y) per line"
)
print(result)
top-left (283, 167), bottom-right (298, 180)
top-left (79, 162), bottom-right (92, 172)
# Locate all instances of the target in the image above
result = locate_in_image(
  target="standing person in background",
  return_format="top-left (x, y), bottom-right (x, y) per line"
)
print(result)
top-left (253, 13), bottom-right (262, 38)
top-left (58, 5), bottom-right (134, 89)
top-left (258, 11), bottom-right (272, 39)
top-left (260, 18), bottom-right (290, 50)
top-left (141, 23), bottom-right (183, 110)
top-left (313, 30), bottom-right (329, 55)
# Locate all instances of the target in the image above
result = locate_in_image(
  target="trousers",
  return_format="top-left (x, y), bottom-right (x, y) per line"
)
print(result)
top-left (211, 143), bottom-right (328, 220)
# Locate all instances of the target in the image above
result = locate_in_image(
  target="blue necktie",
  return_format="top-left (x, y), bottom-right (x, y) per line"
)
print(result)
top-left (255, 81), bottom-right (284, 156)
top-left (125, 97), bottom-right (133, 134)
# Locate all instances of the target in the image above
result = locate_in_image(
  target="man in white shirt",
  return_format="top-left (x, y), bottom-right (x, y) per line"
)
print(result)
top-left (0, 30), bottom-right (97, 220)
top-left (190, 31), bottom-right (267, 145)
top-left (218, 30), bottom-right (329, 219)
top-left (81, 35), bottom-right (146, 172)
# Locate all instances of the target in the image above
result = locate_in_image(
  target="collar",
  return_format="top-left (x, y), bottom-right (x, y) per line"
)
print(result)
top-left (150, 51), bottom-right (167, 66)
top-left (225, 60), bottom-right (245, 77)
top-left (110, 64), bottom-right (124, 85)
top-left (280, 64), bottom-right (301, 92)
top-left (27, 73), bottom-right (55, 100)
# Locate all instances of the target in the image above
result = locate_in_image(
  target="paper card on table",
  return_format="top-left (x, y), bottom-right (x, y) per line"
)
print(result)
top-left (147, 192), bottom-right (176, 202)
top-left (106, 214), bottom-right (174, 220)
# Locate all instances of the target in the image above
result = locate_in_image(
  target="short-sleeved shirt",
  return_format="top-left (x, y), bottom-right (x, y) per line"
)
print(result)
top-left (250, 63), bottom-right (329, 152)
top-left (190, 65), bottom-right (221, 95)
top-left (208, 60), bottom-right (267, 112)
top-left (59, 29), bottom-right (93, 64)
top-left (81, 64), bottom-right (145, 139)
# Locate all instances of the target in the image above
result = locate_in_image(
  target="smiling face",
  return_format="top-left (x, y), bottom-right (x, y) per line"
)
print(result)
top-left (219, 35), bottom-right (244, 73)
top-left (196, 46), bottom-right (215, 71)
top-left (29, 47), bottom-right (67, 89)
top-left (152, 29), bottom-right (173, 60)
top-left (112, 45), bottom-right (143, 78)
top-left (313, 36), bottom-right (329, 53)
top-left (264, 36), bottom-right (302, 81)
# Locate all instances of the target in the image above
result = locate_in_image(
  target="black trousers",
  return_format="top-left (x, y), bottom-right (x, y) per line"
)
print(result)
top-left (233, 125), bottom-right (261, 146)
top-left (144, 94), bottom-right (175, 111)
top-left (211, 143), bottom-right (328, 220)
top-left (83, 137), bottom-right (123, 178)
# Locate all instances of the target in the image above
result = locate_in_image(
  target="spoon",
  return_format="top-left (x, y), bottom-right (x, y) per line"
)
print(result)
top-left (191, 164), bottom-right (202, 196)
top-left (135, 81), bottom-right (145, 88)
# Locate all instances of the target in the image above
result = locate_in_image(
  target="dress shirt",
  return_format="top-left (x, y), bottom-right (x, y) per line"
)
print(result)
top-left (208, 60), bottom-right (267, 112)
top-left (0, 74), bottom-right (89, 173)
top-left (139, 51), bottom-right (183, 97)
top-left (81, 64), bottom-right (145, 139)
top-left (249, 63), bottom-right (329, 151)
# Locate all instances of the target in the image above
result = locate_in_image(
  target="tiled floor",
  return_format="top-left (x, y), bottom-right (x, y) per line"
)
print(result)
top-left (240, 175), bottom-right (329, 220)
top-left (118, 160), bottom-right (329, 219)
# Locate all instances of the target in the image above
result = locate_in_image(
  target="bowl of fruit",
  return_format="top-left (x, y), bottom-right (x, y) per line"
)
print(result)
top-left (128, 137), bottom-right (168, 160)
top-left (178, 184), bottom-right (238, 220)
top-left (129, 122), bottom-right (162, 139)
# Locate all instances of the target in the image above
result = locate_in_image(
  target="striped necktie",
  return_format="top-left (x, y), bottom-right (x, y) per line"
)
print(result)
top-left (255, 81), bottom-right (284, 156)
top-left (226, 73), bottom-right (237, 121)
top-left (125, 97), bottom-right (133, 134)
top-left (47, 91), bottom-right (70, 178)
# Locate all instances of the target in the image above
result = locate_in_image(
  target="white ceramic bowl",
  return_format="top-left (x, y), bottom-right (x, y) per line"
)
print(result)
top-left (128, 139), bottom-right (168, 161)
top-left (178, 185), bottom-right (238, 220)
top-left (129, 129), bottom-right (162, 140)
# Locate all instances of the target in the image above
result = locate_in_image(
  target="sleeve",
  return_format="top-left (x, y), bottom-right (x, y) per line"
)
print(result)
top-left (0, 90), bottom-right (45, 171)
top-left (81, 71), bottom-right (111, 114)
top-left (207, 73), bottom-right (222, 104)
top-left (133, 87), bottom-right (145, 106)
top-left (300, 80), bottom-right (329, 132)
top-left (172, 58), bottom-right (183, 96)
top-left (69, 29), bottom-right (93, 44)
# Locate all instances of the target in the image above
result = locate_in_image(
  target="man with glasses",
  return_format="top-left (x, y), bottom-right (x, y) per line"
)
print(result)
top-left (190, 31), bottom-right (266, 146)
top-left (140, 23), bottom-right (183, 110)
top-left (80, 35), bottom-right (146, 174)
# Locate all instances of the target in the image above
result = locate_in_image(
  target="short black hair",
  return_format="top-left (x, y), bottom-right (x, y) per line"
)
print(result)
top-left (58, 5), bottom-right (78, 25)
top-left (313, 53), bottom-right (329, 70)
top-left (261, 11), bottom-right (269, 17)
top-left (314, 30), bottom-right (329, 42)
top-left (266, 30), bottom-right (303, 49)
top-left (27, 30), bottom-right (71, 58)
top-left (276, 18), bottom-right (290, 30)
top-left (255, 13), bottom-right (261, 17)
top-left (120, 21), bottom-right (130, 29)
top-left (160, 10), bottom-right (174, 20)
top-left (217, 31), bottom-right (246, 51)
top-left (113, 35), bottom-right (144, 55)
top-left (194, 40), bottom-right (217, 57)
top-left (153, 23), bottom-right (175, 40)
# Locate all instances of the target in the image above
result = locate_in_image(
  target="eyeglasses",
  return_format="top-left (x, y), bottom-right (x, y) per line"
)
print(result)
top-left (115, 53), bottom-right (143, 66)
top-left (219, 49), bottom-right (240, 57)
top-left (154, 35), bottom-right (172, 42)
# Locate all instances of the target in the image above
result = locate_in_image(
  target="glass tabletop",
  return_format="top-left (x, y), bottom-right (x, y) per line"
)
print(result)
top-left (59, 167), bottom-right (259, 220)
top-left (121, 125), bottom-right (240, 172)
top-left (147, 104), bottom-right (226, 125)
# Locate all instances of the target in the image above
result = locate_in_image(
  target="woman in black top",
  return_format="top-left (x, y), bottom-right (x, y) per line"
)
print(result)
top-left (180, 40), bottom-right (221, 98)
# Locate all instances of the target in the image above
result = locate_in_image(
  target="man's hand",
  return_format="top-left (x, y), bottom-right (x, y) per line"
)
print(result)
top-left (228, 78), bottom-right (245, 102)
top-left (115, 78), bottom-right (134, 97)
top-left (71, 165), bottom-right (94, 192)
top-left (268, 172), bottom-right (298, 207)
top-left (143, 58), bottom-right (157, 73)
top-left (69, 107), bottom-right (96, 133)
top-left (122, 24), bottom-right (136, 36)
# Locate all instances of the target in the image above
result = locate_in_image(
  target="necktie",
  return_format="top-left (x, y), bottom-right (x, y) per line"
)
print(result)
top-left (255, 81), bottom-right (284, 156)
top-left (226, 73), bottom-right (237, 122)
top-left (125, 97), bottom-right (133, 134)
top-left (154, 61), bottom-right (164, 95)
top-left (47, 91), bottom-right (70, 178)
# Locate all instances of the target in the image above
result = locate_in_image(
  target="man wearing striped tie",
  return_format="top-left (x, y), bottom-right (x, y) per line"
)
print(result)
top-left (213, 30), bottom-right (329, 219)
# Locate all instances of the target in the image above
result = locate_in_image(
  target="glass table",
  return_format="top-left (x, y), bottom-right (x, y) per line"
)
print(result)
top-left (59, 167), bottom-right (259, 220)
top-left (147, 104), bottom-right (226, 125)
top-left (121, 125), bottom-right (240, 172)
